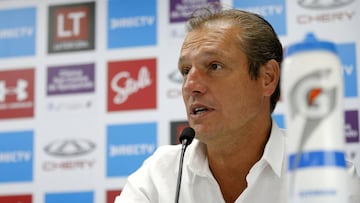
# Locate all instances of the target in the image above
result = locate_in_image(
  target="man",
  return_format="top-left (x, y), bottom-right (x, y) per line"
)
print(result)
top-left (114, 8), bottom-right (359, 203)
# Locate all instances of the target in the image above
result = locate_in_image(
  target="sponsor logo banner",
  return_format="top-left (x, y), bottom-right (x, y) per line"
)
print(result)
top-left (107, 58), bottom-right (157, 111)
top-left (169, 0), bottom-right (221, 23)
top-left (234, 0), bottom-right (287, 35)
top-left (47, 63), bottom-right (95, 95)
top-left (337, 43), bottom-right (358, 97)
top-left (0, 194), bottom-right (32, 203)
top-left (108, 0), bottom-right (157, 48)
top-left (0, 69), bottom-right (34, 119)
top-left (107, 122), bottom-right (157, 177)
top-left (0, 130), bottom-right (33, 182)
top-left (345, 110), bottom-right (359, 143)
top-left (45, 191), bottom-right (93, 203)
top-left (48, 2), bottom-right (95, 53)
top-left (42, 138), bottom-right (96, 172)
top-left (0, 7), bottom-right (36, 58)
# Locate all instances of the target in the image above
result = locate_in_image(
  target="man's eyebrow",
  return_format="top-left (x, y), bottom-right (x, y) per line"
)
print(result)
top-left (178, 50), bottom-right (221, 65)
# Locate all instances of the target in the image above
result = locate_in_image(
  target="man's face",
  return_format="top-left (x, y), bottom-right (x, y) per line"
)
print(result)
top-left (178, 23), bottom-right (266, 142)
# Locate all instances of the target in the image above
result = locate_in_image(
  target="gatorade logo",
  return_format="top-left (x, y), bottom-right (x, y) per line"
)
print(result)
top-left (290, 69), bottom-right (336, 120)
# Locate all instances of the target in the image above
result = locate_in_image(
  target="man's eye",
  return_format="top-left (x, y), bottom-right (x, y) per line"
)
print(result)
top-left (209, 63), bottom-right (222, 70)
top-left (180, 67), bottom-right (190, 76)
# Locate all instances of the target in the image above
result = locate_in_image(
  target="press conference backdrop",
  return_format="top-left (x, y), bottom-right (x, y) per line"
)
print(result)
top-left (0, 0), bottom-right (359, 202)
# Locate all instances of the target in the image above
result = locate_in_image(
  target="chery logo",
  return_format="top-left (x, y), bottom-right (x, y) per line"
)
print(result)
top-left (44, 138), bottom-right (95, 157)
top-left (298, 0), bottom-right (354, 9)
top-left (111, 66), bottom-right (151, 105)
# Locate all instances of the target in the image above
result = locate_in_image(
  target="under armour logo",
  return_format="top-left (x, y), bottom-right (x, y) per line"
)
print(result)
top-left (0, 79), bottom-right (28, 102)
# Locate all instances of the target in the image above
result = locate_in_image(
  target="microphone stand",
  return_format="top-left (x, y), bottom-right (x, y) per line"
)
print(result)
top-left (174, 127), bottom-right (195, 203)
top-left (175, 139), bottom-right (188, 203)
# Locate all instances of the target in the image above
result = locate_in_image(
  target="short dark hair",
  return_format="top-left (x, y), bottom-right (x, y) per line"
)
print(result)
top-left (186, 8), bottom-right (283, 113)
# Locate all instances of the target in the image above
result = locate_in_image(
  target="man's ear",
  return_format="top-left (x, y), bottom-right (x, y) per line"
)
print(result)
top-left (261, 59), bottom-right (280, 97)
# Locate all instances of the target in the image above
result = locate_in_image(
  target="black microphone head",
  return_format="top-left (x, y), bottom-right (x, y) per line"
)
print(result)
top-left (179, 127), bottom-right (195, 145)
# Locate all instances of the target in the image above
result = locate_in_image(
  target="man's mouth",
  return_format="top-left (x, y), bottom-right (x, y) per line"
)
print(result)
top-left (192, 107), bottom-right (208, 114)
top-left (190, 104), bottom-right (213, 115)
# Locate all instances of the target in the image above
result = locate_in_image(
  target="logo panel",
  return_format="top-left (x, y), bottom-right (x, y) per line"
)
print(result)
top-left (0, 69), bottom-right (34, 119)
top-left (169, 0), bottom-right (221, 23)
top-left (47, 63), bottom-right (95, 95)
top-left (345, 110), bottom-right (359, 143)
top-left (233, 0), bottom-right (287, 35)
top-left (107, 122), bottom-right (157, 177)
top-left (0, 7), bottom-right (36, 58)
top-left (337, 43), bottom-right (358, 97)
top-left (107, 58), bottom-right (157, 112)
top-left (45, 191), bottom-right (93, 203)
top-left (42, 138), bottom-right (96, 172)
top-left (0, 194), bottom-right (32, 203)
top-left (108, 0), bottom-right (157, 48)
top-left (0, 131), bottom-right (33, 182)
top-left (48, 2), bottom-right (95, 53)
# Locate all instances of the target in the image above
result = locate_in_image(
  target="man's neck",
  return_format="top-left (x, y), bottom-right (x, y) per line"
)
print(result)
top-left (205, 117), bottom-right (272, 203)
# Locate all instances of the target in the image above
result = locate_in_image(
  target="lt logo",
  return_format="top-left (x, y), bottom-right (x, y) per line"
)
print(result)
top-left (57, 11), bottom-right (86, 38)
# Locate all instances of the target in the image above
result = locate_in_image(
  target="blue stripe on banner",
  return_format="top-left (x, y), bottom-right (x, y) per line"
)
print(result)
top-left (288, 151), bottom-right (346, 171)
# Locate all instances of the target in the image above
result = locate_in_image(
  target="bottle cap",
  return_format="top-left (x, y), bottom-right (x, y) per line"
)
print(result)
top-left (285, 33), bottom-right (337, 57)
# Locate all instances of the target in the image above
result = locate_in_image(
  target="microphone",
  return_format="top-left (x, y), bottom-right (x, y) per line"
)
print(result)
top-left (174, 127), bottom-right (195, 203)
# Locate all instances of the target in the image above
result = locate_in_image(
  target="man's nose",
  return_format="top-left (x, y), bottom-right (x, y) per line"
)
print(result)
top-left (182, 67), bottom-right (207, 95)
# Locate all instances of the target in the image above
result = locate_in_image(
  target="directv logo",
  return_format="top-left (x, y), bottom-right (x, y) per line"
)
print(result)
top-left (0, 151), bottom-right (31, 163)
top-left (0, 27), bottom-right (33, 39)
top-left (109, 144), bottom-right (155, 156)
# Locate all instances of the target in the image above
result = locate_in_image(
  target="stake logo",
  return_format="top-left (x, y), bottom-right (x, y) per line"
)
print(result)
top-left (111, 67), bottom-right (151, 105)
top-left (0, 69), bottom-right (34, 119)
top-left (48, 2), bottom-right (95, 53)
top-left (107, 58), bottom-right (157, 111)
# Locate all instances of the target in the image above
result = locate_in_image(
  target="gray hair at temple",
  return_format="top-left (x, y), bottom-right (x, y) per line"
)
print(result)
top-left (185, 7), bottom-right (283, 113)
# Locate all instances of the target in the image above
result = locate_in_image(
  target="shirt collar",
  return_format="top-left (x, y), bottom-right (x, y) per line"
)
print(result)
top-left (186, 120), bottom-right (286, 179)
top-left (262, 120), bottom-right (286, 177)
